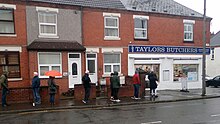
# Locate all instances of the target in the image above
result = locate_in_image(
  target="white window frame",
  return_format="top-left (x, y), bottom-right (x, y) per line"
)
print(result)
top-left (103, 13), bottom-right (120, 40)
top-left (36, 7), bottom-right (58, 38)
top-left (183, 20), bottom-right (195, 42)
top-left (0, 4), bottom-right (16, 35)
top-left (38, 52), bottom-right (62, 78)
top-left (103, 53), bottom-right (121, 74)
top-left (133, 15), bottom-right (149, 39)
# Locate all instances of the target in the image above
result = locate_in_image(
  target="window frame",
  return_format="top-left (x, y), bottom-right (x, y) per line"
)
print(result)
top-left (38, 52), bottom-right (62, 78)
top-left (104, 15), bottom-right (120, 40)
top-left (184, 23), bottom-right (194, 42)
top-left (103, 53), bottom-right (121, 74)
top-left (133, 16), bottom-right (148, 40)
top-left (0, 8), bottom-right (15, 34)
top-left (0, 51), bottom-right (20, 78)
top-left (38, 11), bottom-right (58, 37)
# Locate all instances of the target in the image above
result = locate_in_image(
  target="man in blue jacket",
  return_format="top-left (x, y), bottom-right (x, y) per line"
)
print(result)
top-left (32, 72), bottom-right (41, 106)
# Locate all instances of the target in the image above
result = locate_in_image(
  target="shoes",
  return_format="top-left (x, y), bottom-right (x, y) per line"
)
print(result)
top-left (2, 103), bottom-right (10, 107)
top-left (115, 99), bottom-right (121, 102)
top-left (33, 102), bottom-right (35, 107)
top-left (82, 100), bottom-right (87, 104)
top-left (134, 97), bottom-right (141, 100)
top-left (131, 96), bottom-right (140, 100)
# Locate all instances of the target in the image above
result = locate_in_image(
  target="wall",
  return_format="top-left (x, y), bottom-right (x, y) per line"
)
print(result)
top-left (207, 47), bottom-right (220, 77)
top-left (26, 6), bottom-right (82, 44)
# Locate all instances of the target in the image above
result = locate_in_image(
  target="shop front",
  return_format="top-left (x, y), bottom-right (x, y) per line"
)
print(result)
top-left (128, 45), bottom-right (210, 90)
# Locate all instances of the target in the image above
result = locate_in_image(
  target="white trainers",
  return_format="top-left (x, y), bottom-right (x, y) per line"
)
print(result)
top-left (32, 102), bottom-right (35, 107)
top-left (115, 99), bottom-right (121, 102)
top-left (82, 100), bottom-right (87, 104)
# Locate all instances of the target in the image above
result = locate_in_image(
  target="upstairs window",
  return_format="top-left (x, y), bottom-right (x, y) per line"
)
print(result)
top-left (183, 20), bottom-right (195, 42)
top-left (103, 13), bottom-right (120, 40)
top-left (37, 7), bottom-right (58, 37)
top-left (134, 15), bottom-right (148, 39)
top-left (0, 9), bottom-right (15, 34)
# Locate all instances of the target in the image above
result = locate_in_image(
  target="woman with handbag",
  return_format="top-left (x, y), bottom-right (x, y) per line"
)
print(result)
top-left (48, 76), bottom-right (57, 106)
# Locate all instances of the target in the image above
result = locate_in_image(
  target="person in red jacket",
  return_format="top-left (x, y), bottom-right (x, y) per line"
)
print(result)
top-left (131, 70), bottom-right (141, 99)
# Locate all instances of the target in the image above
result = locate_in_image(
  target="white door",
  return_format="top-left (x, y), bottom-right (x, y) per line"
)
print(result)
top-left (68, 53), bottom-right (81, 88)
top-left (86, 53), bottom-right (97, 85)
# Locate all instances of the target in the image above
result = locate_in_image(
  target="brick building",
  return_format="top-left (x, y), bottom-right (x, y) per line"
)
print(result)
top-left (82, 0), bottom-right (212, 90)
top-left (0, 0), bottom-right (212, 103)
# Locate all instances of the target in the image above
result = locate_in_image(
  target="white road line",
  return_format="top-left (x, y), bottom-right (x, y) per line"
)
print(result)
top-left (211, 114), bottom-right (220, 117)
top-left (141, 121), bottom-right (162, 124)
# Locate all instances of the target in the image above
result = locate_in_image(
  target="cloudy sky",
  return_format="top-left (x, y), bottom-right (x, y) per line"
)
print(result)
top-left (174, 0), bottom-right (220, 33)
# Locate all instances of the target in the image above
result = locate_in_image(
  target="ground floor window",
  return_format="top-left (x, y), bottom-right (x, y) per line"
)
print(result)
top-left (173, 64), bottom-right (198, 82)
top-left (103, 53), bottom-right (121, 74)
top-left (0, 51), bottom-right (20, 78)
top-left (134, 64), bottom-right (160, 80)
top-left (38, 52), bottom-right (62, 77)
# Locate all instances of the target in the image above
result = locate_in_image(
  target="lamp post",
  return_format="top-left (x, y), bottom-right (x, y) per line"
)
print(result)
top-left (202, 0), bottom-right (207, 96)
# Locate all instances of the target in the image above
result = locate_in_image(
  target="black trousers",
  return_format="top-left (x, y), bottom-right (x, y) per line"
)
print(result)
top-left (84, 87), bottom-right (91, 102)
top-left (112, 88), bottom-right (119, 100)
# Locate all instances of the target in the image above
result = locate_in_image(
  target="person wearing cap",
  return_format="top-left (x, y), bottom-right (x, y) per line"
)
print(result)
top-left (0, 71), bottom-right (9, 107)
top-left (32, 72), bottom-right (41, 106)
top-left (82, 70), bottom-right (91, 104)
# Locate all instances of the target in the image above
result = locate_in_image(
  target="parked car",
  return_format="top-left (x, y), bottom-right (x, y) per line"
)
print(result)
top-left (205, 75), bottom-right (213, 81)
top-left (206, 75), bottom-right (220, 87)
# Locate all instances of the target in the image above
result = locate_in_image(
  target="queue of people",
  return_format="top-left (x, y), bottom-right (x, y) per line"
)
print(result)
top-left (1, 68), bottom-right (158, 107)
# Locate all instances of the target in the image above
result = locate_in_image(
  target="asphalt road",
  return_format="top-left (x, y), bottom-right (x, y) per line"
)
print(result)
top-left (1, 98), bottom-right (220, 124)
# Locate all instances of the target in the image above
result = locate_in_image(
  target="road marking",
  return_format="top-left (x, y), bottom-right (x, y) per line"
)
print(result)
top-left (211, 114), bottom-right (220, 117)
top-left (141, 121), bottom-right (162, 124)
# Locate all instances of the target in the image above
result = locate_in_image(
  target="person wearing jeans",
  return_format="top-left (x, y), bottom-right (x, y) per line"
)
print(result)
top-left (0, 71), bottom-right (9, 107)
top-left (32, 72), bottom-right (41, 106)
top-left (132, 70), bottom-right (141, 99)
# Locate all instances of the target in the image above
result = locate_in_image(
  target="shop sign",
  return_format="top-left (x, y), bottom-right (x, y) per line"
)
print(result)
top-left (129, 45), bottom-right (210, 54)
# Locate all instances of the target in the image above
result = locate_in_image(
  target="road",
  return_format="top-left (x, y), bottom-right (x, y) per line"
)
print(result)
top-left (1, 98), bottom-right (220, 124)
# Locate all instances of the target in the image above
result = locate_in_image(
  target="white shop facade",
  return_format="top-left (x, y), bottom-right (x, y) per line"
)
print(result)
top-left (128, 45), bottom-right (210, 90)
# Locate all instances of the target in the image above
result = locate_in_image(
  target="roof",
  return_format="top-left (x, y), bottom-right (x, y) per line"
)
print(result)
top-left (28, 0), bottom-right (126, 10)
top-left (28, 0), bottom-right (206, 18)
top-left (27, 40), bottom-right (86, 51)
top-left (210, 31), bottom-right (220, 47)
top-left (120, 0), bottom-right (204, 18)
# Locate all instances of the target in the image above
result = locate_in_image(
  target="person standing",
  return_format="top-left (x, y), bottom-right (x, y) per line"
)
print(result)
top-left (110, 71), bottom-right (120, 102)
top-left (148, 71), bottom-right (158, 97)
top-left (48, 76), bottom-right (57, 106)
top-left (82, 70), bottom-right (91, 104)
top-left (110, 73), bottom-right (114, 100)
top-left (132, 70), bottom-right (141, 99)
top-left (32, 72), bottom-right (41, 106)
top-left (0, 71), bottom-right (9, 107)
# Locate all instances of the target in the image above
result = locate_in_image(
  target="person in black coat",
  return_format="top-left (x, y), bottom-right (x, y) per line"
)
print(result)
top-left (148, 71), bottom-right (158, 97)
top-left (48, 76), bottom-right (57, 106)
top-left (82, 70), bottom-right (91, 104)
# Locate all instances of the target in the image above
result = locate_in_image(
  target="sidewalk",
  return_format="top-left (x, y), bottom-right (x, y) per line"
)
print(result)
top-left (1, 87), bottom-right (220, 114)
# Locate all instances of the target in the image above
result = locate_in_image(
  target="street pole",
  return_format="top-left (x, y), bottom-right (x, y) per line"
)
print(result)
top-left (202, 0), bottom-right (206, 96)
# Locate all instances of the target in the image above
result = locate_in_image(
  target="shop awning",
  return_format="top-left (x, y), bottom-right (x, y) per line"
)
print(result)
top-left (27, 40), bottom-right (86, 52)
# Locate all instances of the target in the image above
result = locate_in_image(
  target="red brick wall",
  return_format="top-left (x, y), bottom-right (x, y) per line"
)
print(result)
top-left (0, 86), bottom-right (60, 104)
top-left (0, 4), bottom-right (29, 87)
top-left (74, 84), bottom-right (96, 100)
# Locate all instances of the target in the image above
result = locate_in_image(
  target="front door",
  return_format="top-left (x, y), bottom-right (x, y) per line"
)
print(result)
top-left (68, 53), bottom-right (81, 88)
top-left (86, 53), bottom-right (97, 85)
